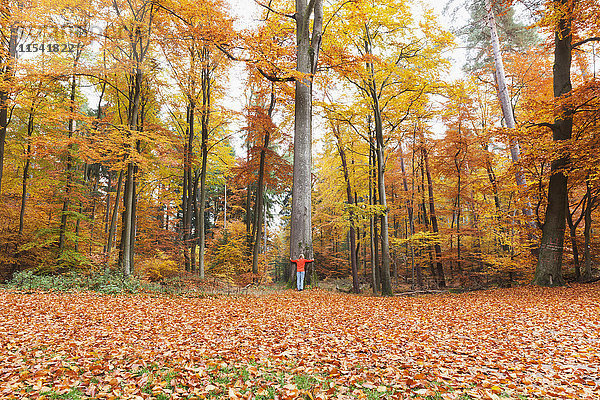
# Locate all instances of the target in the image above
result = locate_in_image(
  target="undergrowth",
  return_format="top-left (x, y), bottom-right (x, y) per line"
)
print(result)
top-left (6, 270), bottom-right (198, 296)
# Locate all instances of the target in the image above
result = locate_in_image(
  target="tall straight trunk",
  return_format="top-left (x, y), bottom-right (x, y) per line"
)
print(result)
top-left (196, 47), bottom-right (211, 279)
top-left (534, 0), bottom-right (572, 286)
top-left (485, 0), bottom-right (533, 221)
top-left (289, 0), bottom-right (323, 281)
top-left (58, 73), bottom-right (79, 252)
top-left (252, 88), bottom-right (275, 274)
top-left (399, 145), bottom-right (417, 288)
top-left (19, 107), bottom-right (35, 235)
top-left (0, 24), bottom-right (17, 195)
top-left (182, 135), bottom-right (191, 271)
top-left (120, 162), bottom-right (135, 275)
top-left (456, 167), bottom-right (462, 273)
top-left (424, 149), bottom-right (446, 288)
top-left (369, 134), bottom-right (379, 294)
top-left (88, 170), bottom-right (99, 254)
top-left (419, 151), bottom-right (437, 282)
top-left (332, 126), bottom-right (359, 293)
top-left (582, 180), bottom-right (593, 282)
top-left (191, 169), bottom-right (199, 270)
top-left (187, 104), bottom-right (196, 272)
top-left (365, 28), bottom-right (392, 296)
top-left (106, 170), bottom-right (123, 265)
top-left (129, 160), bottom-right (139, 270)
top-left (483, 149), bottom-right (509, 252)
top-left (88, 85), bottom-right (105, 254)
top-left (103, 171), bottom-right (112, 253)
top-left (119, 67), bottom-right (142, 276)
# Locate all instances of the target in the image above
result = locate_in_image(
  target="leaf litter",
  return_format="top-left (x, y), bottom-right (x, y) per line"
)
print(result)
top-left (0, 285), bottom-right (598, 399)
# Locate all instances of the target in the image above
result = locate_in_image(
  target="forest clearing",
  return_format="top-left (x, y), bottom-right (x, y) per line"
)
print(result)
top-left (1, 285), bottom-right (599, 400)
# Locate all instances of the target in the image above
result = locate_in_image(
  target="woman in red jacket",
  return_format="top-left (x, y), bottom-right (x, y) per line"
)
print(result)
top-left (290, 254), bottom-right (313, 291)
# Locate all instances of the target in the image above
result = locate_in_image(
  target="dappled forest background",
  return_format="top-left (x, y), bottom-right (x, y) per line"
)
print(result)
top-left (1, 0), bottom-right (599, 291)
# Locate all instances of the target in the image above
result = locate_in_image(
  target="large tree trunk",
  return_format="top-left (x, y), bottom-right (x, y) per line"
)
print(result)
top-left (0, 24), bottom-right (17, 195)
top-left (119, 68), bottom-right (142, 276)
top-left (485, 0), bottom-right (534, 222)
top-left (289, 0), bottom-right (323, 282)
top-left (534, 0), bottom-right (572, 286)
top-left (364, 28), bottom-right (392, 296)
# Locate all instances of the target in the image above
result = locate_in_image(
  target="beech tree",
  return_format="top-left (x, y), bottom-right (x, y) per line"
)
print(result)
top-left (535, 0), bottom-right (600, 286)
top-left (288, 0), bottom-right (323, 280)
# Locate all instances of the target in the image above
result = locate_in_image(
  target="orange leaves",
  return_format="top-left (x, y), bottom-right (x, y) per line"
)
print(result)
top-left (0, 286), bottom-right (599, 399)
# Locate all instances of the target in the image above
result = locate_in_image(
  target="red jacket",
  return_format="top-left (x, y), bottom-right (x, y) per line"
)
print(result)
top-left (290, 257), bottom-right (314, 272)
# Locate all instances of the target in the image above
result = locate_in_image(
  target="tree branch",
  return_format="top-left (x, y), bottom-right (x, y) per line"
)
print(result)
top-left (255, 0), bottom-right (296, 20)
top-left (572, 37), bottom-right (600, 48)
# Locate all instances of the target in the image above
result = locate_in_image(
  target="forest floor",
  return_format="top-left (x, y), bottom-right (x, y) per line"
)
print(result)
top-left (0, 285), bottom-right (599, 400)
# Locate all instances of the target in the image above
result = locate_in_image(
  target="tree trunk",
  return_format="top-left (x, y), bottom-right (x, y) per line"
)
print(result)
top-left (252, 89), bottom-right (275, 274)
top-left (582, 180), bottom-right (593, 282)
top-left (58, 74), bottom-right (79, 253)
top-left (364, 28), bottom-right (392, 296)
top-left (423, 149), bottom-right (446, 287)
top-left (565, 193), bottom-right (581, 280)
top-left (485, 0), bottom-right (533, 221)
top-left (196, 47), bottom-right (211, 279)
top-left (333, 125), bottom-right (359, 293)
top-left (399, 145), bottom-right (417, 288)
top-left (19, 107), bottom-right (35, 235)
top-left (103, 171), bottom-right (112, 253)
top-left (119, 66), bottom-right (142, 276)
top-left (0, 25), bottom-right (17, 195)
top-left (534, 0), bottom-right (572, 286)
top-left (182, 131), bottom-right (191, 271)
top-left (106, 170), bottom-right (123, 267)
top-left (289, 0), bottom-right (323, 280)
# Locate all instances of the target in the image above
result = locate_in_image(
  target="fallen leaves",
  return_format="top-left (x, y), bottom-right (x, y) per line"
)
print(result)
top-left (0, 285), bottom-right (598, 399)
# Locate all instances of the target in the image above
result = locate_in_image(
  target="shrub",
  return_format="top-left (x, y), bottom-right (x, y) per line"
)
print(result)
top-left (137, 252), bottom-right (180, 282)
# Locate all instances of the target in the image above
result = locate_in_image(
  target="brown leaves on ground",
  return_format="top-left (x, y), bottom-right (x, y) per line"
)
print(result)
top-left (0, 285), bottom-right (598, 399)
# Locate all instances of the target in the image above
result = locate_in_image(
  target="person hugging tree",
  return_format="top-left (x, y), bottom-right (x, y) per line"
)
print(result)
top-left (290, 254), bottom-right (314, 291)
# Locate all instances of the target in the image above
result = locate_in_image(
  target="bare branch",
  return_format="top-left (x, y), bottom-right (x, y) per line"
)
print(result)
top-left (572, 37), bottom-right (600, 48)
top-left (255, 0), bottom-right (296, 20)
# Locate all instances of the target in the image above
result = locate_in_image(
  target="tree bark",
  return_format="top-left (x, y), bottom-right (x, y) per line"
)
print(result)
top-left (485, 0), bottom-right (534, 221)
top-left (582, 180), bottom-right (593, 282)
top-left (195, 46), bottom-right (211, 279)
top-left (252, 88), bottom-right (275, 274)
top-left (364, 27), bottom-right (392, 296)
top-left (289, 0), bottom-right (322, 281)
top-left (399, 145), bottom-right (417, 288)
top-left (534, 0), bottom-right (572, 286)
top-left (424, 148), bottom-right (446, 288)
top-left (19, 106), bottom-right (35, 235)
top-left (119, 67), bottom-right (143, 276)
top-left (58, 73), bottom-right (79, 253)
top-left (333, 125), bottom-right (359, 293)
top-left (106, 170), bottom-right (123, 266)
